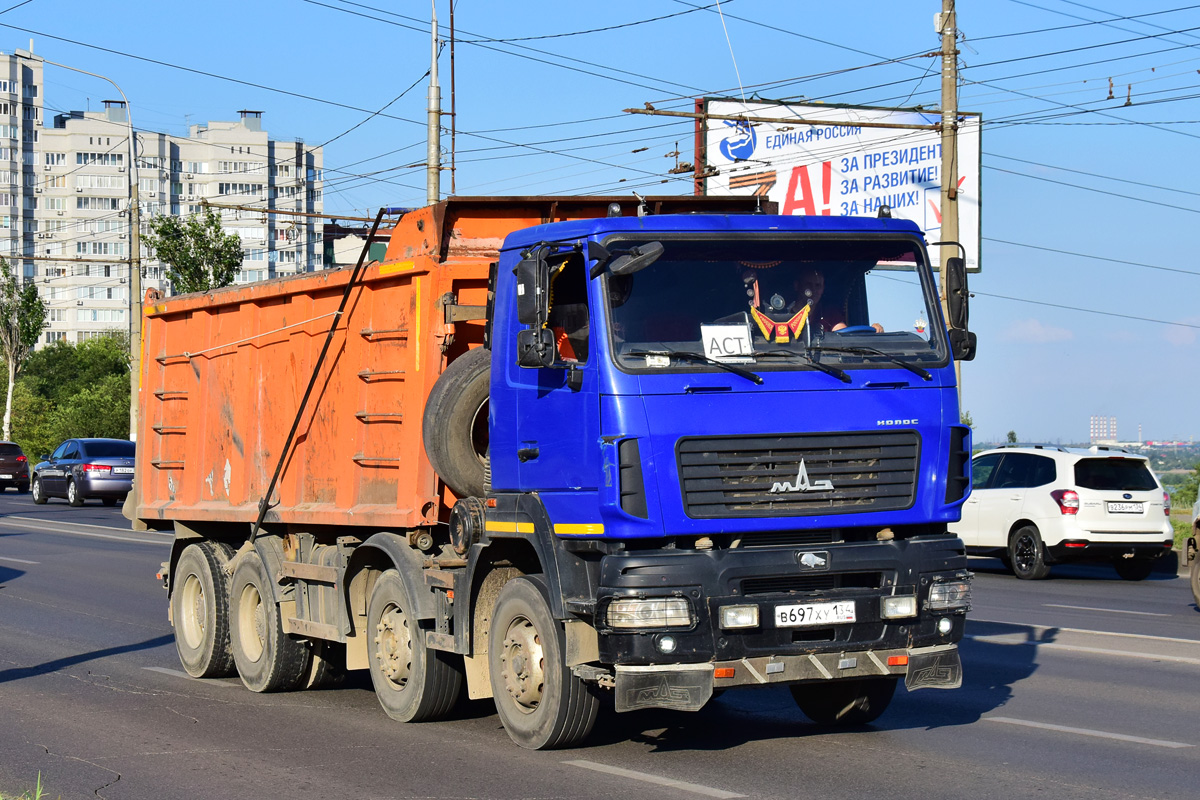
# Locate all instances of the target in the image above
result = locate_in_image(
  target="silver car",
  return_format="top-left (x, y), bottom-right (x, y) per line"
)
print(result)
top-left (32, 438), bottom-right (136, 507)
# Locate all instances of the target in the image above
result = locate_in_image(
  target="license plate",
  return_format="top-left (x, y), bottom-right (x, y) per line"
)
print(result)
top-left (775, 600), bottom-right (856, 628)
top-left (0, 474), bottom-right (10, 479)
top-left (1107, 501), bottom-right (1143, 514)
top-left (113, 467), bottom-right (134, 474)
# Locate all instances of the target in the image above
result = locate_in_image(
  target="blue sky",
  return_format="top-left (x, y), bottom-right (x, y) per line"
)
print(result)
top-left (7, 1), bottom-right (1200, 444)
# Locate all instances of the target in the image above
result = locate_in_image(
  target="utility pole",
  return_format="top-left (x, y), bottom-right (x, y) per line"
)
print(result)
top-left (937, 0), bottom-right (962, 402)
top-left (426, 0), bottom-right (441, 206)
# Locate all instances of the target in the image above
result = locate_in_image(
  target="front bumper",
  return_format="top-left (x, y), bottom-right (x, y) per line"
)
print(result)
top-left (611, 643), bottom-right (961, 712)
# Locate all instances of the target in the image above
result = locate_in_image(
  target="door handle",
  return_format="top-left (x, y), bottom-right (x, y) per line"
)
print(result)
top-left (517, 447), bottom-right (539, 463)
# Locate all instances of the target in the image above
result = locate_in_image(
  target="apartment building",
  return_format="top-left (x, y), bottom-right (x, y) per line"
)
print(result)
top-left (5, 48), bottom-right (324, 346)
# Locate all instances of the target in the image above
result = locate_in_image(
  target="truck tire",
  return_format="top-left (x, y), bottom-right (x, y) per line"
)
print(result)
top-left (367, 570), bottom-right (462, 722)
top-left (1191, 559), bottom-right (1200, 607)
top-left (489, 575), bottom-right (600, 749)
top-left (1113, 557), bottom-right (1155, 581)
top-left (791, 677), bottom-right (898, 726)
top-left (229, 550), bottom-right (312, 692)
top-left (172, 542), bottom-right (236, 678)
top-left (423, 346), bottom-right (490, 498)
top-left (1008, 525), bottom-right (1051, 580)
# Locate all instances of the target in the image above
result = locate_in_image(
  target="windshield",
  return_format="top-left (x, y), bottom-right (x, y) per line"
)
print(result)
top-left (604, 236), bottom-right (946, 374)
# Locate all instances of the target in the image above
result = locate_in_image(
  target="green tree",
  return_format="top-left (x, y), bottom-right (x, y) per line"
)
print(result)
top-left (1006, 430), bottom-right (1018, 444)
top-left (960, 409), bottom-right (973, 429)
top-left (1176, 463), bottom-right (1200, 508)
top-left (0, 260), bottom-right (47, 441)
top-left (143, 209), bottom-right (242, 294)
top-left (49, 374), bottom-right (131, 441)
top-left (9, 381), bottom-right (55, 459)
top-left (21, 335), bottom-right (129, 408)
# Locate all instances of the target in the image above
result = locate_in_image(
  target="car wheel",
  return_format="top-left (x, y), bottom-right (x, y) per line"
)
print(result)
top-left (1113, 557), bottom-right (1155, 581)
top-left (67, 478), bottom-right (84, 507)
top-left (1008, 525), bottom-right (1051, 580)
top-left (31, 477), bottom-right (46, 504)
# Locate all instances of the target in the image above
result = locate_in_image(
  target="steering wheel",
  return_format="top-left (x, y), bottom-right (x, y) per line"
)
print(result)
top-left (837, 325), bottom-right (877, 334)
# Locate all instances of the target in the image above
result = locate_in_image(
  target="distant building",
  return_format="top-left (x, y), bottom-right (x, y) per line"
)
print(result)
top-left (5, 47), bottom-right (325, 346)
top-left (1089, 414), bottom-right (1117, 444)
top-left (323, 221), bottom-right (389, 269)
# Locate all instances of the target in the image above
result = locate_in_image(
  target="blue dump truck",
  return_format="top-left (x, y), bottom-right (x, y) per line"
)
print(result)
top-left (139, 196), bottom-right (976, 750)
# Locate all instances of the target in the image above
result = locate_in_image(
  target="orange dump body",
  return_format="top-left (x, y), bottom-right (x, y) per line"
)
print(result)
top-left (134, 196), bottom-right (757, 531)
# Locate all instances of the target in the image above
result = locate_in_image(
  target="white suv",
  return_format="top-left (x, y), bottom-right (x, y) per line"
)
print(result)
top-left (950, 446), bottom-right (1173, 580)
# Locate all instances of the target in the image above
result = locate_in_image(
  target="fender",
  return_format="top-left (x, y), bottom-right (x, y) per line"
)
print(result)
top-left (345, 531), bottom-right (438, 620)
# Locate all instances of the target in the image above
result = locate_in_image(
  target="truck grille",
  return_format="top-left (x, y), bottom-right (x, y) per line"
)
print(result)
top-left (742, 571), bottom-right (883, 596)
top-left (678, 431), bottom-right (919, 519)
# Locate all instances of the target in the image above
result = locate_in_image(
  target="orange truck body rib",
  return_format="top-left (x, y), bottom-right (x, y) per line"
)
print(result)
top-left (133, 196), bottom-right (750, 530)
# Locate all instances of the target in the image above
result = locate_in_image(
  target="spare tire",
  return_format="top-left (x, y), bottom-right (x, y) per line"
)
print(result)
top-left (423, 346), bottom-right (490, 498)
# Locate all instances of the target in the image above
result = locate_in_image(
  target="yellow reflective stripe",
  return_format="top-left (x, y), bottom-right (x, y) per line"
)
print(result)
top-left (553, 523), bottom-right (605, 536)
top-left (484, 521), bottom-right (535, 534)
top-left (379, 260), bottom-right (415, 275)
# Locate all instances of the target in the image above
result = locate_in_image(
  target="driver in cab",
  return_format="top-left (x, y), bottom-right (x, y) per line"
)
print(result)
top-left (791, 268), bottom-right (883, 334)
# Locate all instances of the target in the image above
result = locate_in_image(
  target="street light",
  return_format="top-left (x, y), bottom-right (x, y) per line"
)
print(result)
top-left (18, 51), bottom-right (142, 440)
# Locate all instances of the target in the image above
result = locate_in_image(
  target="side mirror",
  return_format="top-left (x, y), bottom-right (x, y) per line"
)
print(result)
top-left (610, 241), bottom-right (664, 277)
top-left (945, 256), bottom-right (969, 330)
top-left (516, 328), bottom-right (556, 368)
top-left (515, 250), bottom-right (550, 326)
top-left (949, 328), bottom-right (977, 362)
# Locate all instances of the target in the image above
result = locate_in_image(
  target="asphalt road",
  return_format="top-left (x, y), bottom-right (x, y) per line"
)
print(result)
top-left (1, 493), bottom-right (1197, 800)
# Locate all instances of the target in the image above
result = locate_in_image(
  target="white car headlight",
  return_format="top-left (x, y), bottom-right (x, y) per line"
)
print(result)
top-left (606, 598), bottom-right (693, 629)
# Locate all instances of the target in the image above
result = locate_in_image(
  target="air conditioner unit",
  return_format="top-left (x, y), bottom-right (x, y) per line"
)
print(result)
top-left (119, 233), bottom-right (126, 239)
top-left (42, 164), bottom-right (50, 171)
top-left (118, 166), bottom-right (125, 172)
top-left (75, 187), bottom-right (82, 192)
top-left (76, 300), bottom-right (82, 305)
top-left (120, 277), bottom-right (126, 283)
top-left (186, 174), bottom-right (193, 179)
top-left (56, 210), bottom-right (63, 216)
top-left (33, 187), bottom-right (40, 193)
top-left (148, 191), bottom-right (156, 198)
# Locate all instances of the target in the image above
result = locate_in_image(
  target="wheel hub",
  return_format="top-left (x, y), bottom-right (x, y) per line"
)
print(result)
top-left (499, 615), bottom-right (544, 713)
top-left (374, 604), bottom-right (412, 687)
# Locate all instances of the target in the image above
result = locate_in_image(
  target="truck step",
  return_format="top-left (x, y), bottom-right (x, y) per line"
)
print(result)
top-left (283, 617), bottom-right (341, 641)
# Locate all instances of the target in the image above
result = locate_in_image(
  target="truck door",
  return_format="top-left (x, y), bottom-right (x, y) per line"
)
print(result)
top-left (511, 255), bottom-right (600, 491)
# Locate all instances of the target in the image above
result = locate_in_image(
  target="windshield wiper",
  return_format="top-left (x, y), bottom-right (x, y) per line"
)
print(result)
top-left (807, 345), bottom-right (932, 381)
top-left (627, 349), bottom-right (763, 385)
top-left (755, 349), bottom-right (851, 383)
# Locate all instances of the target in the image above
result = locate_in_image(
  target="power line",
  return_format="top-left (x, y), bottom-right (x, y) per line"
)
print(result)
top-left (985, 237), bottom-right (1200, 277)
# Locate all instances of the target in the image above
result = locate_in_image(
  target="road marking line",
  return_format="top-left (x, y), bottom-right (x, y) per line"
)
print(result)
top-left (564, 760), bottom-right (745, 799)
top-left (142, 667), bottom-right (240, 687)
top-left (0, 555), bottom-right (38, 564)
top-left (1044, 603), bottom-right (1171, 617)
top-left (971, 618), bottom-right (1200, 646)
top-left (964, 635), bottom-right (1200, 666)
top-left (0, 518), bottom-right (170, 545)
top-left (5, 515), bottom-right (168, 534)
top-left (986, 717), bottom-right (1193, 749)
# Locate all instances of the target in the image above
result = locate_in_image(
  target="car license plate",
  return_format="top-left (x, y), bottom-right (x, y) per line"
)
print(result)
top-left (1107, 501), bottom-right (1143, 514)
top-left (775, 600), bottom-right (856, 628)
top-left (113, 467), bottom-right (134, 474)
top-left (0, 474), bottom-right (10, 479)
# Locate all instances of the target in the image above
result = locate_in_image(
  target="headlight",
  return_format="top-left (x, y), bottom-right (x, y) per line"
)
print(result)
top-left (881, 595), bottom-right (917, 619)
top-left (606, 597), bottom-right (693, 629)
top-left (928, 580), bottom-right (971, 611)
top-left (719, 604), bottom-right (759, 629)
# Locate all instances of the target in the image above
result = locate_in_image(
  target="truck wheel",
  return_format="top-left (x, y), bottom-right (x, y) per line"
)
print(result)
top-left (791, 677), bottom-right (898, 726)
top-left (422, 346), bottom-right (490, 498)
top-left (489, 575), bottom-right (599, 749)
top-left (229, 550), bottom-right (312, 692)
top-left (367, 570), bottom-right (462, 722)
top-left (172, 542), bottom-right (236, 678)
top-left (1191, 559), bottom-right (1200, 607)
top-left (1113, 557), bottom-right (1155, 581)
top-left (31, 477), bottom-right (46, 504)
top-left (67, 478), bottom-right (84, 507)
top-left (1008, 525), bottom-right (1051, 580)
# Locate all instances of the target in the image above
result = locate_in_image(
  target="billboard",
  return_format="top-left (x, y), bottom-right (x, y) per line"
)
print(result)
top-left (702, 99), bottom-right (981, 271)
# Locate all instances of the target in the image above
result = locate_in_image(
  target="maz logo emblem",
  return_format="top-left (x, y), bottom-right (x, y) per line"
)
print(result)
top-left (769, 459), bottom-right (833, 493)
top-left (797, 551), bottom-right (829, 571)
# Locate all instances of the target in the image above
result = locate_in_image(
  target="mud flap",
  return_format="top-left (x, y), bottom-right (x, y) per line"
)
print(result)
top-left (904, 645), bottom-right (962, 691)
top-left (614, 664), bottom-right (714, 713)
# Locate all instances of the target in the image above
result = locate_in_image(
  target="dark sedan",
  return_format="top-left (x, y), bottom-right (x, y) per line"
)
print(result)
top-left (0, 441), bottom-right (30, 491)
top-left (32, 438), bottom-right (135, 507)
